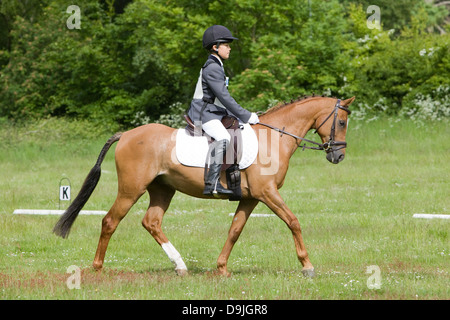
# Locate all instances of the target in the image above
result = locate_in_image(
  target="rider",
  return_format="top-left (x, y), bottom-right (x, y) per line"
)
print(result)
top-left (187, 25), bottom-right (259, 197)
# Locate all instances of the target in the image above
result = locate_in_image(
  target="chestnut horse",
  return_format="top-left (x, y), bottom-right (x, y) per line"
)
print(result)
top-left (53, 96), bottom-right (355, 278)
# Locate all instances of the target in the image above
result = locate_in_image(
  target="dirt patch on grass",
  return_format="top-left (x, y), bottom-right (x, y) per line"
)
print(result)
top-left (0, 268), bottom-right (174, 291)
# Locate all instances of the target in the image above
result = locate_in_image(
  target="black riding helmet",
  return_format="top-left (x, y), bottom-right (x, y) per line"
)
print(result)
top-left (202, 25), bottom-right (238, 50)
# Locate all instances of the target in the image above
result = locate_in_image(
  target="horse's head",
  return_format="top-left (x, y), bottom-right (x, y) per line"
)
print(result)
top-left (314, 97), bottom-right (355, 164)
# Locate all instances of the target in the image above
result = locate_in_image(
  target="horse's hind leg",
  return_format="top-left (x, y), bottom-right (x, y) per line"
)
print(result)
top-left (141, 183), bottom-right (188, 276)
top-left (93, 190), bottom-right (144, 270)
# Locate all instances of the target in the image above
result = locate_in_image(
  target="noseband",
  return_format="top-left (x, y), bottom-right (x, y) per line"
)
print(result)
top-left (257, 99), bottom-right (351, 152)
top-left (313, 99), bottom-right (351, 152)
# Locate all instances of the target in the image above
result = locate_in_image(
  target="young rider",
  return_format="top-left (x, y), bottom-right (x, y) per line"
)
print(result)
top-left (187, 25), bottom-right (259, 197)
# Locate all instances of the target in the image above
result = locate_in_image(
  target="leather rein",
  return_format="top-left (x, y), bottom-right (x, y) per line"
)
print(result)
top-left (256, 99), bottom-right (351, 153)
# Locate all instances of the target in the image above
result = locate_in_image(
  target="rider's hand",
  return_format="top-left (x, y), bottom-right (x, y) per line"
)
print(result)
top-left (248, 112), bottom-right (259, 124)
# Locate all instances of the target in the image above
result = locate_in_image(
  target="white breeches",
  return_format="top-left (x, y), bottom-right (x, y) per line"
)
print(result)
top-left (202, 119), bottom-right (231, 143)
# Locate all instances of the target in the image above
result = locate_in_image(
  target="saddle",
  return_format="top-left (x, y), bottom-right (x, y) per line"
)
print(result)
top-left (184, 114), bottom-right (243, 201)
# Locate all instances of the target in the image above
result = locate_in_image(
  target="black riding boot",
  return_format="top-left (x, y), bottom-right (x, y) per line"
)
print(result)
top-left (203, 139), bottom-right (234, 197)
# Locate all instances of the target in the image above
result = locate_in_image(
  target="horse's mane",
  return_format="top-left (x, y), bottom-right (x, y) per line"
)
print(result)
top-left (261, 95), bottom-right (337, 116)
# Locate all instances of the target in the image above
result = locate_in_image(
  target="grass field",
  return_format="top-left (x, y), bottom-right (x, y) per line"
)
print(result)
top-left (0, 117), bottom-right (448, 300)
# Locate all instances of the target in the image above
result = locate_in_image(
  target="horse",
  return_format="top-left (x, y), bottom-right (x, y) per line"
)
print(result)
top-left (53, 96), bottom-right (355, 278)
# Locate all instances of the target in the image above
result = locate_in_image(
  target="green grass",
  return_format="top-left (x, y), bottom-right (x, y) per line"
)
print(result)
top-left (0, 117), bottom-right (448, 299)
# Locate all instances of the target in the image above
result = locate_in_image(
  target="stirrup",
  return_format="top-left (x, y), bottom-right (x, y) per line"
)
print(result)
top-left (204, 180), bottom-right (234, 197)
top-left (212, 181), bottom-right (234, 198)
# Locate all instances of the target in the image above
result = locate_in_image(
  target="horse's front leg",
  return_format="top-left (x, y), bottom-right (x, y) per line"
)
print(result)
top-left (217, 199), bottom-right (259, 276)
top-left (260, 187), bottom-right (315, 278)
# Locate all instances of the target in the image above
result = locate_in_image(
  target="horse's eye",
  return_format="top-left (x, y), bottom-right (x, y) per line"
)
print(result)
top-left (339, 120), bottom-right (346, 128)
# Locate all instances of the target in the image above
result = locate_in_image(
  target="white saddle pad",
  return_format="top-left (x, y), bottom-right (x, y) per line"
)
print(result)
top-left (175, 123), bottom-right (258, 170)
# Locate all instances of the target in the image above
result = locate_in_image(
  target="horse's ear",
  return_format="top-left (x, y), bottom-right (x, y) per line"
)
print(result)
top-left (342, 96), bottom-right (355, 106)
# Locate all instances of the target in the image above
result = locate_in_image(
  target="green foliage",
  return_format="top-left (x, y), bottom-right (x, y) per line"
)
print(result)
top-left (341, 0), bottom-right (449, 33)
top-left (230, 0), bottom-right (351, 110)
top-left (344, 4), bottom-right (450, 116)
top-left (0, 0), bottom-right (448, 127)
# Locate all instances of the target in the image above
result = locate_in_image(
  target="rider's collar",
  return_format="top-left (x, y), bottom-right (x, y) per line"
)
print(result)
top-left (209, 54), bottom-right (223, 67)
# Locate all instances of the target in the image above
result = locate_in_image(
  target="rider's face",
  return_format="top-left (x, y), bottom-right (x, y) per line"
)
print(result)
top-left (215, 43), bottom-right (231, 60)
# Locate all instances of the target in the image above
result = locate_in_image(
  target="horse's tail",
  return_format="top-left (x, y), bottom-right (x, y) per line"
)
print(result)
top-left (53, 132), bottom-right (122, 238)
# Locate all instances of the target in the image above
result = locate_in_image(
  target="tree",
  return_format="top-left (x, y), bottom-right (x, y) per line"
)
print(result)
top-left (0, 0), bottom-right (448, 126)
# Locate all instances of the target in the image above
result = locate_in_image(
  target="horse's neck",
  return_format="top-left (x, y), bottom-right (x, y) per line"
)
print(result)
top-left (258, 99), bottom-right (326, 157)
top-left (261, 100), bottom-right (321, 136)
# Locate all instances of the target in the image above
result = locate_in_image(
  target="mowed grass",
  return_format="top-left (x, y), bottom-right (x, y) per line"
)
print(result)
top-left (0, 117), bottom-right (448, 299)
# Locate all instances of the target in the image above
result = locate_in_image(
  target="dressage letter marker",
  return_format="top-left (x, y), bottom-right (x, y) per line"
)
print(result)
top-left (13, 176), bottom-right (106, 215)
top-left (59, 177), bottom-right (72, 209)
top-left (60, 186), bottom-right (71, 201)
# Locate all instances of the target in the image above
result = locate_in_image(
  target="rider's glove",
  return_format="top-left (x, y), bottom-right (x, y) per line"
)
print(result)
top-left (248, 112), bottom-right (259, 124)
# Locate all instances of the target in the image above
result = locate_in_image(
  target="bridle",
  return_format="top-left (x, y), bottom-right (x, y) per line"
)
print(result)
top-left (257, 99), bottom-right (351, 153)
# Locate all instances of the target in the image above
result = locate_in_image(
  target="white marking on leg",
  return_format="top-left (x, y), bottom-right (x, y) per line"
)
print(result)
top-left (161, 242), bottom-right (187, 271)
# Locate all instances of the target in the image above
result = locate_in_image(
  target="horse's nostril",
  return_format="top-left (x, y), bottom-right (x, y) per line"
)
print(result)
top-left (326, 150), bottom-right (345, 164)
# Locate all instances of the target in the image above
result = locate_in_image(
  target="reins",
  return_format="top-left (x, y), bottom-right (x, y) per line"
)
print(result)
top-left (257, 122), bottom-right (325, 151)
top-left (256, 99), bottom-right (351, 152)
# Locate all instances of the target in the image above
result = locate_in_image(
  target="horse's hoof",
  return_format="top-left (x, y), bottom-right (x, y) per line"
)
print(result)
top-left (301, 268), bottom-right (316, 278)
top-left (176, 268), bottom-right (188, 276)
top-left (216, 267), bottom-right (231, 277)
top-left (219, 271), bottom-right (231, 277)
top-left (92, 263), bottom-right (103, 272)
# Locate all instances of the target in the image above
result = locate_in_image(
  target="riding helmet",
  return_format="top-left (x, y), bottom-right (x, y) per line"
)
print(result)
top-left (202, 25), bottom-right (238, 50)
